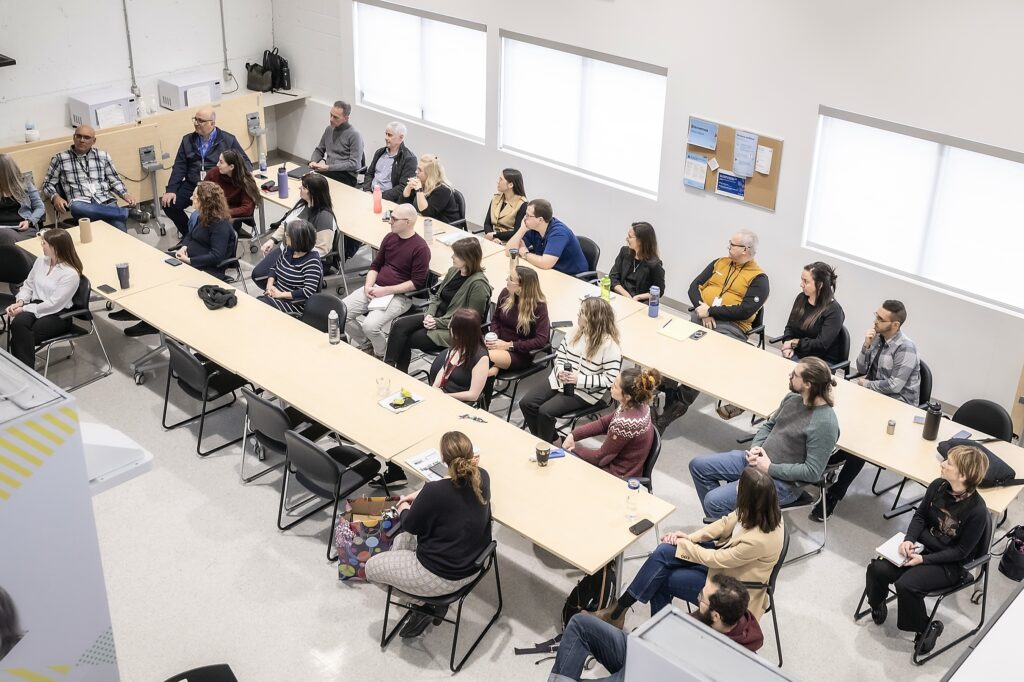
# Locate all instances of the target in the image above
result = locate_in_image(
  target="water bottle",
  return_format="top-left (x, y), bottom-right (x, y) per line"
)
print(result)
top-left (372, 185), bottom-right (382, 214)
top-left (922, 402), bottom-right (942, 441)
top-left (258, 152), bottom-right (267, 172)
top-left (600, 276), bottom-right (611, 301)
top-left (648, 285), bottom-right (660, 318)
top-left (626, 478), bottom-right (641, 522)
top-left (148, 96), bottom-right (158, 115)
top-left (277, 166), bottom-right (288, 199)
top-left (562, 362), bottom-right (575, 396)
top-left (24, 121), bottom-right (39, 143)
top-left (327, 309), bottom-right (341, 345)
top-left (423, 217), bottom-right (433, 244)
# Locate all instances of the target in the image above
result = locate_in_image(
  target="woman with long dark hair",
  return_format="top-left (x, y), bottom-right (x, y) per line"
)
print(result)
top-left (778, 261), bottom-right (845, 364)
top-left (204, 149), bottom-right (260, 220)
top-left (482, 168), bottom-right (527, 243)
top-left (4, 228), bottom-right (82, 367)
top-left (608, 221), bottom-right (665, 302)
top-left (428, 308), bottom-right (490, 403)
top-left (254, 172), bottom-right (337, 285)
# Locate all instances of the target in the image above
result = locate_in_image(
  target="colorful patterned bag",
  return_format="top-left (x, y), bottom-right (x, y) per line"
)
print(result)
top-left (335, 496), bottom-right (400, 581)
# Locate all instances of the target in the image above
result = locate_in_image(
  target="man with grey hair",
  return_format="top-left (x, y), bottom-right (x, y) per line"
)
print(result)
top-left (657, 229), bottom-right (770, 430)
top-left (161, 106), bottom-right (250, 236)
top-left (309, 100), bottom-right (364, 188)
top-left (361, 122), bottom-right (416, 202)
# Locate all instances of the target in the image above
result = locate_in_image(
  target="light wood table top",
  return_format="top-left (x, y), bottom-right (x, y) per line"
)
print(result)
top-left (115, 271), bottom-right (470, 458)
top-left (392, 414), bottom-right (676, 575)
top-left (18, 223), bottom-right (196, 301)
top-left (481, 252), bottom-right (648, 326)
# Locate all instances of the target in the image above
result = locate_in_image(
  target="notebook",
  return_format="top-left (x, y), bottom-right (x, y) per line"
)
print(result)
top-left (367, 294), bottom-right (394, 311)
top-left (876, 532), bottom-right (924, 566)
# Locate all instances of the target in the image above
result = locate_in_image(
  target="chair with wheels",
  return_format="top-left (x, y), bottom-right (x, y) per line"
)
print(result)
top-left (380, 540), bottom-right (503, 673)
top-left (162, 664), bottom-right (238, 682)
top-left (575, 236), bottom-right (601, 284)
top-left (279, 429), bottom-right (382, 561)
top-left (29, 276), bottom-right (113, 392)
top-left (162, 337), bottom-right (252, 457)
top-left (853, 515), bottom-right (992, 665)
top-left (239, 386), bottom-right (329, 484)
top-left (741, 531), bottom-right (789, 667)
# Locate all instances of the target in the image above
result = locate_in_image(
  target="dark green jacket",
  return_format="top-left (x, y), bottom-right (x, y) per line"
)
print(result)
top-left (425, 268), bottom-right (493, 346)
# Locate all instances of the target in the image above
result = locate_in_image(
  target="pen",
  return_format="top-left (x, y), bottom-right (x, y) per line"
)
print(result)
top-left (661, 319), bottom-right (672, 329)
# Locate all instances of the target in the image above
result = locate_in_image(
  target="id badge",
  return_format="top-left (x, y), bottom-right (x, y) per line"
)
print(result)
top-left (84, 181), bottom-right (99, 197)
top-left (711, 296), bottom-right (723, 307)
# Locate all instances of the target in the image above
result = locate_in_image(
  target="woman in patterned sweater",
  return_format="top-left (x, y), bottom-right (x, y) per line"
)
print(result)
top-left (258, 220), bottom-right (323, 315)
top-left (562, 366), bottom-right (662, 479)
top-left (520, 296), bottom-right (622, 443)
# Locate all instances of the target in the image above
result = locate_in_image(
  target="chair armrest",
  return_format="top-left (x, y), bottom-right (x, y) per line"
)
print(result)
top-left (473, 540), bottom-right (498, 569)
top-left (745, 324), bottom-right (765, 338)
top-left (962, 553), bottom-right (992, 572)
top-left (829, 360), bottom-right (851, 374)
top-left (532, 351), bottom-right (557, 366)
top-left (768, 334), bottom-right (786, 345)
top-left (575, 271), bottom-right (600, 284)
top-left (551, 320), bottom-right (574, 330)
top-left (636, 476), bottom-right (652, 492)
top-left (57, 307), bottom-right (90, 320)
top-left (845, 371), bottom-right (864, 382)
top-left (449, 218), bottom-right (467, 229)
top-left (740, 580), bottom-right (769, 590)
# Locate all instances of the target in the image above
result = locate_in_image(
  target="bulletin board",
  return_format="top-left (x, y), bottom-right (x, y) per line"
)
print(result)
top-left (684, 117), bottom-right (783, 211)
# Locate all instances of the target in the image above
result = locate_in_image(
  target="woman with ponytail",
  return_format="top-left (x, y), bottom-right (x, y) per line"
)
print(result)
top-left (561, 366), bottom-right (661, 479)
top-left (365, 431), bottom-right (491, 639)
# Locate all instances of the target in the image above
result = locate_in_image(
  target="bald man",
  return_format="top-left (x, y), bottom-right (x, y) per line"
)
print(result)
top-left (161, 106), bottom-right (250, 236)
top-left (42, 124), bottom-right (149, 232)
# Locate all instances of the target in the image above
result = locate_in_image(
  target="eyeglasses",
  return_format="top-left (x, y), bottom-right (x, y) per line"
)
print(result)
top-left (873, 314), bottom-right (893, 324)
top-left (728, 241), bottom-right (748, 250)
top-left (72, 134), bottom-right (95, 141)
top-left (192, 117), bottom-right (213, 124)
top-left (389, 216), bottom-right (410, 224)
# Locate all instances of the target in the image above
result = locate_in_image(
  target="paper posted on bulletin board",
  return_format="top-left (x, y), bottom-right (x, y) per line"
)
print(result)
top-left (684, 116), bottom-right (783, 211)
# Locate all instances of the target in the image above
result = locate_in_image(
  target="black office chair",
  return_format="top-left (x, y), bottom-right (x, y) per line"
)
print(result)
top-left (300, 293), bottom-right (347, 340)
top-left (768, 325), bottom-right (852, 375)
top-left (951, 399), bottom-right (1014, 442)
top-left (450, 188), bottom-right (468, 230)
top-left (0, 244), bottom-right (33, 334)
top-left (777, 456), bottom-right (843, 565)
top-left (278, 429), bottom-right (381, 561)
top-left (576, 236), bottom-right (601, 283)
top-left (162, 664), bottom-right (238, 682)
top-left (742, 531), bottom-right (789, 667)
top-left (380, 540), bottom-right (503, 673)
top-left (487, 321), bottom-right (575, 421)
top-left (30, 276), bottom-right (113, 392)
top-left (744, 307), bottom-right (767, 350)
top-left (625, 428), bottom-right (664, 561)
top-left (322, 229), bottom-right (349, 296)
top-left (553, 394), bottom-right (614, 441)
top-left (239, 386), bottom-right (330, 484)
top-left (216, 228), bottom-right (248, 293)
top-left (854, 515), bottom-right (992, 665)
top-left (162, 337), bottom-right (252, 457)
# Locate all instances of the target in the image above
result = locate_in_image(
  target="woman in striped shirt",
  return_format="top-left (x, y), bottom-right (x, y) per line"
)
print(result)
top-left (520, 296), bottom-right (622, 443)
top-left (258, 220), bottom-right (323, 315)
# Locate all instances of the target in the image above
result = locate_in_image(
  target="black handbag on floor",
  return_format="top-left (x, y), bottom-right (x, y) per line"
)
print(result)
top-left (561, 562), bottom-right (616, 628)
top-left (993, 525), bottom-right (1024, 581)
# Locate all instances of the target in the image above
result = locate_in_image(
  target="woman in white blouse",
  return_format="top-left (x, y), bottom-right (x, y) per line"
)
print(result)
top-left (5, 229), bottom-right (82, 367)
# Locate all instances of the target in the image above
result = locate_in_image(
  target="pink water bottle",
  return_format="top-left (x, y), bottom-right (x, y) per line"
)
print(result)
top-left (372, 185), bottom-right (382, 214)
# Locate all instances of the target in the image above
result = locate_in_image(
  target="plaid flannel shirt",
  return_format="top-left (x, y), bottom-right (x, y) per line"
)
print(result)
top-left (42, 147), bottom-right (127, 205)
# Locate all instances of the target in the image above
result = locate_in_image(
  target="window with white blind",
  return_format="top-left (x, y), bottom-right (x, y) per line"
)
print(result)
top-left (804, 107), bottom-right (1024, 315)
top-left (499, 32), bottom-right (668, 195)
top-left (353, 1), bottom-right (486, 140)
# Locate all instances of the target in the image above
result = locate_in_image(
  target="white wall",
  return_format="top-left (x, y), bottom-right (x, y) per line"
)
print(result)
top-left (0, 0), bottom-right (274, 144)
top-left (275, 0), bottom-right (1024, 407)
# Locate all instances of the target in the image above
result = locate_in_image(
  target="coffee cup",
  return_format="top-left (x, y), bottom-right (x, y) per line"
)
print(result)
top-left (485, 332), bottom-right (498, 344)
top-left (115, 262), bottom-right (130, 289)
top-left (535, 442), bottom-right (551, 467)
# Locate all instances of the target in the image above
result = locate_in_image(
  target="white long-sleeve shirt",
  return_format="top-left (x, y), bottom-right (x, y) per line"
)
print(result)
top-left (16, 257), bottom-right (80, 317)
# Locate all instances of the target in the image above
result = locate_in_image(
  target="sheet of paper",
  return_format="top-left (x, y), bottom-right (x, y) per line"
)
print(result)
top-left (755, 145), bottom-right (774, 174)
top-left (688, 117), bottom-right (718, 150)
top-left (733, 130), bottom-right (759, 178)
top-left (367, 293), bottom-right (395, 310)
top-left (715, 170), bottom-right (745, 200)
top-left (186, 85), bottom-right (212, 107)
top-left (656, 317), bottom-right (692, 342)
top-left (707, 157), bottom-right (720, 172)
top-left (683, 152), bottom-right (708, 189)
top-left (406, 448), bottom-right (445, 482)
top-left (876, 532), bottom-right (908, 566)
top-left (94, 103), bottom-right (126, 129)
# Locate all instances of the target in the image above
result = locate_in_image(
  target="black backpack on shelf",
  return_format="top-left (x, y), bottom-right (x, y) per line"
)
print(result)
top-left (263, 47), bottom-right (291, 91)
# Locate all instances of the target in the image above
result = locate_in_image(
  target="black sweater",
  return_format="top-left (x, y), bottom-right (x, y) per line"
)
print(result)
top-left (905, 478), bottom-right (988, 566)
top-left (401, 183), bottom-right (462, 224)
top-left (400, 468), bottom-right (492, 580)
top-left (608, 245), bottom-right (666, 298)
top-left (782, 296), bottom-right (847, 365)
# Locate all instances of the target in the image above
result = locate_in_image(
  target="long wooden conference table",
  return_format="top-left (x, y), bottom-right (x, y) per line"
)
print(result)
top-left (20, 223), bottom-right (674, 581)
top-left (254, 169), bottom-right (1024, 519)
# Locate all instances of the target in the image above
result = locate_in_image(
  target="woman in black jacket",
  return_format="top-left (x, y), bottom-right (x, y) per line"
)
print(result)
top-left (864, 445), bottom-right (989, 656)
top-left (778, 262), bottom-right (845, 365)
top-left (608, 221), bottom-right (666, 302)
top-left (365, 431), bottom-right (491, 638)
top-left (400, 154), bottom-right (461, 225)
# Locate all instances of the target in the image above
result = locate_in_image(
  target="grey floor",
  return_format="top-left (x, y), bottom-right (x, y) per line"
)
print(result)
top-left (37, 214), bottom-right (1020, 681)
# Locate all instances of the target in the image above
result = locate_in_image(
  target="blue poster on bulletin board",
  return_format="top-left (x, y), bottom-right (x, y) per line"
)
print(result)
top-left (715, 170), bottom-right (745, 200)
top-left (688, 117), bottom-right (718, 150)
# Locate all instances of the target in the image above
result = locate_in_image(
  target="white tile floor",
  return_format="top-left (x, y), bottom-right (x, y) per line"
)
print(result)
top-left (36, 222), bottom-right (1020, 681)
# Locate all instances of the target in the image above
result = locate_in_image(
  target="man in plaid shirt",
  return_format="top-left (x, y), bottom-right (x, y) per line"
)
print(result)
top-left (42, 125), bottom-right (149, 232)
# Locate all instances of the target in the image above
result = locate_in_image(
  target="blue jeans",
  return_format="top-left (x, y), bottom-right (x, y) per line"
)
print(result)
top-left (549, 613), bottom-right (627, 682)
top-left (689, 450), bottom-right (801, 517)
top-left (69, 200), bottom-right (128, 232)
top-left (626, 542), bottom-right (710, 616)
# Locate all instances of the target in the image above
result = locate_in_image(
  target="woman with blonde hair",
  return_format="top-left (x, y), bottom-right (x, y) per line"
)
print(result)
top-left (0, 154), bottom-right (45, 246)
top-left (486, 265), bottom-right (550, 376)
top-left (520, 296), bottom-right (622, 443)
top-left (365, 431), bottom-right (491, 638)
top-left (562, 366), bottom-right (662, 479)
top-left (400, 154), bottom-right (461, 225)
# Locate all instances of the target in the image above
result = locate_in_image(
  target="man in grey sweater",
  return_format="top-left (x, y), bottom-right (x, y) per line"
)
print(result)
top-left (309, 100), bottom-right (365, 187)
top-left (690, 357), bottom-right (839, 518)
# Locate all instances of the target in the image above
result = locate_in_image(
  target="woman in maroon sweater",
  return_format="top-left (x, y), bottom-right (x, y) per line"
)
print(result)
top-left (204, 149), bottom-right (259, 219)
top-left (562, 366), bottom-right (661, 479)
top-left (486, 265), bottom-right (550, 375)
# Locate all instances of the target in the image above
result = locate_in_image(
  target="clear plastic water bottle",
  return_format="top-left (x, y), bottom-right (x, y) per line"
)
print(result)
top-left (258, 152), bottom-right (267, 172)
top-left (626, 478), bottom-right (641, 522)
top-left (648, 285), bottom-right (660, 318)
top-left (327, 309), bottom-right (341, 345)
top-left (600, 276), bottom-right (611, 301)
top-left (423, 217), bottom-right (433, 244)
